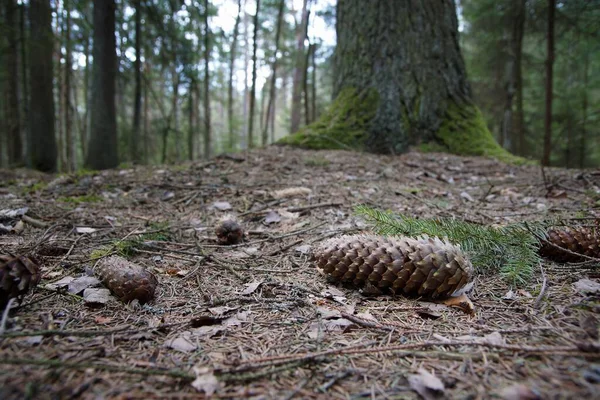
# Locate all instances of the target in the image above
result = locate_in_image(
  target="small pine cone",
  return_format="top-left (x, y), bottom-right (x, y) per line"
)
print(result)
top-left (314, 234), bottom-right (473, 299)
top-left (0, 255), bottom-right (42, 311)
top-left (539, 227), bottom-right (600, 263)
top-left (215, 219), bottom-right (244, 245)
top-left (95, 255), bottom-right (158, 303)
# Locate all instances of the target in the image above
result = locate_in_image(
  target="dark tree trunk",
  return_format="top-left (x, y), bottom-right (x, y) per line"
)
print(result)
top-left (513, 0), bottom-right (526, 156)
top-left (64, 0), bottom-right (74, 171)
top-left (29, 0), bottom-right (56, 172)
top-left (541, 0), bottom-right (555, 166)
top-left (19, 3), bottom-right (28, 160)
top-left (290, 0), bottom-right (309, 134)
top-left (228, 0), bottom-right (242, 150)
top-left (247, 0), bottom-right (260, 149)
top-left (303, 42), bottom-right (313, 125)
top-left (263, 0), bottom-right (285, 146)
top-left (579, 51), bottom-right (588, 169)
top-left (334, 0), bottom-right (473, 153)
top-left (311, 43), bottom-right (317, 122)
top-left (143, 62), bottom-right (150, 164)
top-left (4, 0), bottom-right (22, 166)
top-left (169, 1), bottom-right (180, 162)
top-left (188, 78), bottom-right (195, 161)
top-left (203, 0), bottom-right (212, 158)
top-left (85, 0), bottom-right (118, 170)
top-left (131, 0), bottom-right (142, 163)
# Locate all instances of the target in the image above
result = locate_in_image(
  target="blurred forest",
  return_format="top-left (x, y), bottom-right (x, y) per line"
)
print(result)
top-left (0, 0), bottom-right (598, 171)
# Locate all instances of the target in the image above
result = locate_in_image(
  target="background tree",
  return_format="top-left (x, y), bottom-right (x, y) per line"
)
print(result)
top-left (85, 0), bottom-right (118, 170)
top-left (4, 0), bottom-right (22, 166)
top-left (28, 0), bottom-right (57, 172)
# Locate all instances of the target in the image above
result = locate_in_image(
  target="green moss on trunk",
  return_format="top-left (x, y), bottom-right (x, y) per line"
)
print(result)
top-left (278, 88), bottom-right (379, 150)
top-left (433, 102), bottom-right (526, 164)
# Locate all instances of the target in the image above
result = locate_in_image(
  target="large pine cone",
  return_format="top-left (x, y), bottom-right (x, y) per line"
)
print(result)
top-left (95, 256), bottom-right (158, 304)
top-left (314, 234), bottom-right (473, 299)
top-left (539, 227), bottom-right (600, 263)
top-left (0, 255), bottom-right (42, 310)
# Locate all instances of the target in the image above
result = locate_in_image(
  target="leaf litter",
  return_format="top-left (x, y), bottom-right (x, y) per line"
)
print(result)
top-left (0, 146), bottom-right (598, 398)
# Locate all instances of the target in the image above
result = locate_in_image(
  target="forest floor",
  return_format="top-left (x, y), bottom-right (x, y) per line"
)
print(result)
top-left (0, 146), bottom-right (599, 399)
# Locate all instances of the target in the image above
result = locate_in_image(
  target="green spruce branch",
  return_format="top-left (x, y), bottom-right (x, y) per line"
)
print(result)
top-left (355, 205), bottom-right (552, 286)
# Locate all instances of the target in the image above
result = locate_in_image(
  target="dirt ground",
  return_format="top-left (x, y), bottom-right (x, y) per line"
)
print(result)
top-left (0, 146), bottom-right (599, 399)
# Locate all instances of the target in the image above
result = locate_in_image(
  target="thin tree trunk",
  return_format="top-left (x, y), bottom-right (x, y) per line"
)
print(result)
top-left (290, 0), bottom-right (309, 133)
top-left (247, 0), bottom-right (260, 149)
top-left (514, 0), bottom-right (526, 156)
top-left (203, 0), bottom-right (212, 158)
top-left (241, 1), bottom-right (249, 149)
top-left (131, 0), bottom-right (142, 163)
top-left (303, 42), bottom-right (312, 126)
top-left (19, 3), bottom-right (28, 162)
top-left (4, 0), bottom-right (22, 166)
top-left (143, 62), bottom-right (150, 164)
top-left (64, 0), bottom-right (74, 171)
top-left (263, 0), bottom-right (285, 146)
top-left (56, 4), bottom-right (64, 171)
top-left (82, 33), bottom-right (90, 159)
top-left (541, 0), bottom-right (555, 166)
top-left (228, 0), bottom-right (242, 150)
top-left (169, 0), bottom-right (180, 162)
top-left (188, 78), bottom-right (195, 161)
top-left (579, 51), bottom-right (588, 169)
top-left (311, 43), bottom-right (317, 122)
top-left (29, 0), bottom-right (57, 172)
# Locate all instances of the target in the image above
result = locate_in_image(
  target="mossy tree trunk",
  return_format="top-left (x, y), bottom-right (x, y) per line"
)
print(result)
top-left (334, 0), bottom-right (473, 153)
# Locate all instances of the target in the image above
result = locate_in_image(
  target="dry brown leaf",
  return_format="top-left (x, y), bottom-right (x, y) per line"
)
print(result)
top-left (271, 187), bottom-right (312, 199)
top-left (191, 366), bottom-right (221, 395)
top-left (165, 334), bottom-right (197, 353)
top-left (408, 368), bottom-right (445, 400)
top-left (241, 280), bottom-right (263, 295)
top-left (83, 288), bottom-right (112, 307)
top-left (499, 383), bottom-right (541, 400)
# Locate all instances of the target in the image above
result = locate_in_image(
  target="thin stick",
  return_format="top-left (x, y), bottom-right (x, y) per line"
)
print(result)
top-left (0, 298), bottom-right (16, 334)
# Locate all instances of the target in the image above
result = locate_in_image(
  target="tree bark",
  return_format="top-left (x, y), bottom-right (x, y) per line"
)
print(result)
top-left (64, 0), bottom-right (74, 171)
top-left (188, 78), bottom-right (195, 161)
top-left (333, 0), bottom-right (474, 153)
top-left (3, 0), bottom-right (22, 166)
top-left (241, 1), bottom-right (249, 150)
top-left (169, 0), bottom-right (180, 162)
top-left (290, 0), bottom-right (309, 134)
top-left (579, 51), bottom-right (588, 169)
top-left (514, 0), bottom-right (526, 156)
top-left (131, 0), bottom-right (142, 163)
top-left (85, 0), bottom-right (118, 170)
top-left (228, 0), bottom-right (242, 150)
top-left (203, 0), bottom-right (212, 159)
top-left (311, 43), bottom-right (317, 122)
top-left (247, 0), bottom-right (260, 149)
top-left (29, 0), bottom-right (57, 172)
top-left (303, 42), bottom-right (313, 125)
top-left (19, 3), bottom-right (28, 161)
top-left (263, 0), bottom-right (285, 146)
top-left (541, 0), bottom-right (555, 166)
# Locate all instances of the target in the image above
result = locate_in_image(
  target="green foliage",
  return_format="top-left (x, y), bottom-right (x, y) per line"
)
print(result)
top-left (92, 225), bottom-right (171, 260)
top-left (278, 88), bottom-right (379, 150)
top-left (58, 194), bottom-right (103, 204)
top-left (355, 205), bottom-right (549, 286)
top-left (303, 155), bottom-right (330, 166)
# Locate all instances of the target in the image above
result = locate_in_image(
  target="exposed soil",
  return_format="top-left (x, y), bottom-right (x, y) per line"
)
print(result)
top-left (1, 146), bottom-right (599, 399)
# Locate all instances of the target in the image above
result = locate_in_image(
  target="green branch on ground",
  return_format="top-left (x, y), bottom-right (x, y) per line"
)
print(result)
top-left (355, 205), bottom-right (551, 286)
